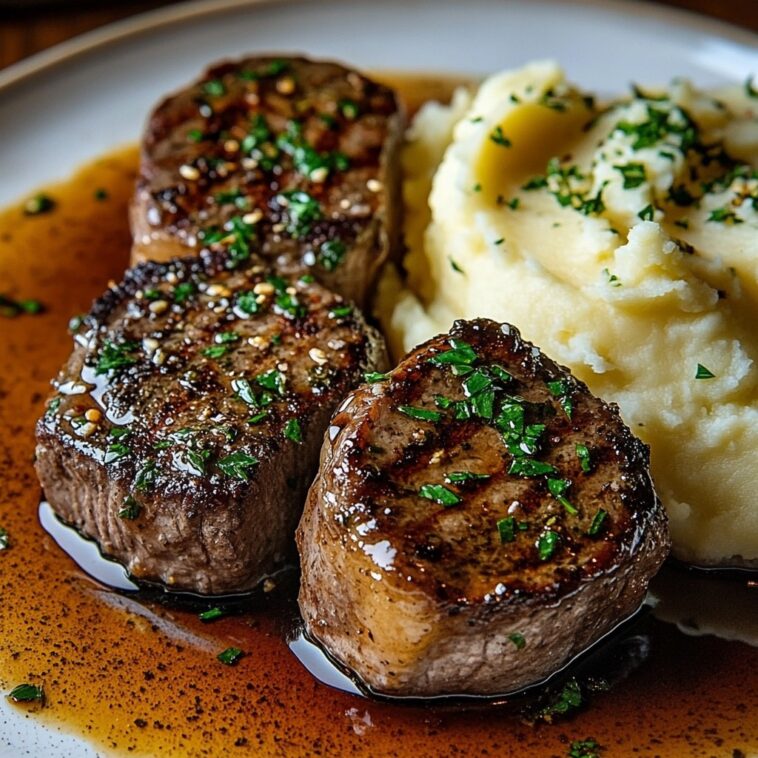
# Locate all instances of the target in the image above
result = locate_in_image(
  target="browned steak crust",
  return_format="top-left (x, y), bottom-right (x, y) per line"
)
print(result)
top-left (35, 252), bottom-right (386, 595)
top-left (131, 56), bottom-right (404, 307)
top-left (297, 318), bottom-right (669, 696)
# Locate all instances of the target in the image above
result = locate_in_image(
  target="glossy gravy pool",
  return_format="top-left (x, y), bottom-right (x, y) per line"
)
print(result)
top-left (0, 76), bottom-right (756, 757)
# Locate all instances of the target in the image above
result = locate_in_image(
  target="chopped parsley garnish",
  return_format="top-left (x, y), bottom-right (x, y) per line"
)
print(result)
top-left (745, 75), bottom-right (758, 99)
top-left (505, 197), bottom-right (520, 210)
top-left (273, 290), bottom-right (306, 319)
top-left (214, 188), bottom-right (250, 210)
top-left (218, 451), bottom-right (259, 481)
top-left (329, 305), bottom-right (353, 319)
top-left (614, 105), bottom-right (696, 152)
top-left (95, 340), bottom-right (140, 375)
top-left (118, 496), bottom-right (141, 520)
top-left (247, 411), bottom-right (269, 425)
top-left (537, 530), bottom-right (561, 560)
top-left (445, 471), bottom-right (490, 484)
top-left (0, 294), bottom-right (44, 318)
top-left (278, 190), bottom-right (322, 239)
top-left (215, 331), bottom-right (240, 344)
top-left (0, 527), bottom-right (9, 551)
top-left (576, 443), bottom-right (591, 473)
top-left (569, 738), bottom-right (602, 758)
top-left (523, 175), bottom-right (548, 190)
top-left (539, 678), bottom-right (582, 720)
top-left (203, 79), bottom-right (226, 97)
top-left (509, 458), bottom-right (556, 478)
top-left (398, 405), bottom-right (442, 423)
top-left (364, 372), bottom-right (388, 383)
top-left (277, 120), bottom-right (349, 180)
top-left (449, 257), bottom-right (465, 274)
top-left (427, 339), bottom-right (477, 375)
top-left (134, 461), bottom-right (157, 492)
top-left (256, 369), bottom-right (286, 396)
top-left (235, 290), bottom-right (260, 315)
top-left (284, 418), bottom-right (303, 443)
top-left (201, 215), bottom-right (256, 267)
top-left (539, 89), bottom-right (568, 111)
top-left (546, 379), bottom-right (573, 419)
top-left (178, 447), bottom-right (211, 477)
top-left (318, 240), bottom-right (347, 271)
top-left (232, 378), bottom-right (258, 407)
top-left (489, 125), bottom-right (512, 147)
top-left (462, 369), bottom-right (496, 419)
top-left (199, 607), bottom-right (226, 622)
top-left (241, 113), bottom-right (274, 156)
top-left (187, 128), bottom-right (204, 143)
top-left (498, 415), bottom-right (541, 458)
top-left (104, 441), bottom-right (131, 464)
top-left (547, 478), bottom-right (578, 515)
top-left (508, 632), bottom-right (526, 650)
top-left (418, 483), bottom-right (461, 507)
top-left (202, 345), bottom-right (229, 359)
top-left (602, 267), bottom-right (622, 287)
top-left (8, 683), bottom-right (44, 703)
top-left (23, 193), bottom-right (56, 215)
top-left (497, 516), bottom-right (516, 543)
top-left (217, 647), bottom-right (244, 665)
top-left (695, 363), bottom-right (715, 379)
top-left (173, 282), bottom-right (196, 303)
top-left (588, 509), bottom-right (608, 537)
top-left (614, 162), bottom-right (646, 189)
top-left (339, 98), bottom-right (359, 119)
top-left (707, 207), bottom-right (742, 224)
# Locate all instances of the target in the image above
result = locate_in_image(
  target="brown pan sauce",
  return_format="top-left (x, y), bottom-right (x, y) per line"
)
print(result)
top-left (0, 75), bottom-right (756, 757)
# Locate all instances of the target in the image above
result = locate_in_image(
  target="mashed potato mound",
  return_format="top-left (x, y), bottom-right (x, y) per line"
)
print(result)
top-left (378, 61), bottom-right (758, 567)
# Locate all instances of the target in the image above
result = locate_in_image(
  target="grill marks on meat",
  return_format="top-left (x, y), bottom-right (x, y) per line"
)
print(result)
top-left (131, 56), bottom-right (404, 306)
top-left (297, 319), bottom-right (669, 696)
top-left (35, 252), bottom-right (387, 595)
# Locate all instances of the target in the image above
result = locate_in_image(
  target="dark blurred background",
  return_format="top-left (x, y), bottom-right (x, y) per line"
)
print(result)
top-left (0, 0), bottom-right (755, 71)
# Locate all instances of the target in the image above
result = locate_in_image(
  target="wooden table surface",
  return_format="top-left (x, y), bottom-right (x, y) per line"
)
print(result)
top-left (0, 0), bottom-right (756, 71)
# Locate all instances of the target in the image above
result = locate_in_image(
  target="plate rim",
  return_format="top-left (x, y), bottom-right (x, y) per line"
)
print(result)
top-left (0, 0), bottom-right (756, 95)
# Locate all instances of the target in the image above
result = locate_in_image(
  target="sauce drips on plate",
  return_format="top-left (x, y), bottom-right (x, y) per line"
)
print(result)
top-left (0, 77), bottom-right (756, 756)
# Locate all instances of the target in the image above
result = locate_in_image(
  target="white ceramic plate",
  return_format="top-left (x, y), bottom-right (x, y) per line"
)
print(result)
top-left (0, 0), bottom-right (755, 753)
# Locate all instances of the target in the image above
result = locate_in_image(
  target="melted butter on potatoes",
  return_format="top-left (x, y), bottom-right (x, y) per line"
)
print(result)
top-left (378, 61), bottom-right (758, 568)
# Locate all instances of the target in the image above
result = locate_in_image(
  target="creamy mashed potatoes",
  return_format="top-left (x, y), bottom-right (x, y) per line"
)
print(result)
top-left (378, 61), bottom-right (758, 566)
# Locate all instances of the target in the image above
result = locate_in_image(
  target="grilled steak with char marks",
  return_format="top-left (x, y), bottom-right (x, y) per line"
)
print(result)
top-left (35, 252), bottom-right (386, 595)
top-left (297, 318), bottom-right (669, 696)
top-left (131, 56), bottom-right (404, 307)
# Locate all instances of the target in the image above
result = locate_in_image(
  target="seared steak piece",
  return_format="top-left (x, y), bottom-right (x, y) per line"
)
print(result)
top-left (35, 252), bottom-right (386, 595)
top-left (131, 56), bottom-right (404, 307)
top-left (297, 318), bottom-right (669, 697)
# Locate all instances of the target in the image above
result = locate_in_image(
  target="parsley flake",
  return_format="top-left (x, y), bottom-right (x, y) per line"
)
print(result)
top-left (537, 530), bottom-right (561, 560)
top-left (614, 162), bottom-right (646, 189)
top-left (398, 405), bottom-right (442, 423)
top-left (497, 516), bottom-right (516, 543)
top-left (284, 418), bottom-right (303, 443)
top-left (217, 647), bottom-right (244, 665)
top-left (418, 484), bottom-right (461, 507)
top-left (8, 683), bottom-right (44, 703)
top-left (218, 451), bottom-right (259, 481)
top-left (508, 632), bottom-right (526, 650)
top-left (588, 509), bottom-right (608, 537)
top-left (490, 125), bottom-right (512, 147)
